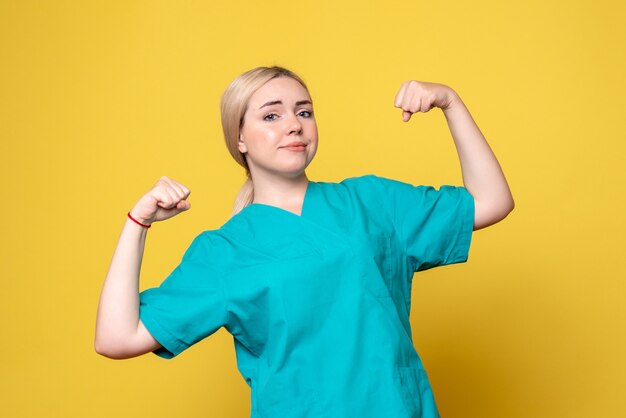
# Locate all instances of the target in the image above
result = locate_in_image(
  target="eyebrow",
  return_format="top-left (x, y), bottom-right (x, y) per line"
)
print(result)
top-left (258, 100), bottom-right (312, 110)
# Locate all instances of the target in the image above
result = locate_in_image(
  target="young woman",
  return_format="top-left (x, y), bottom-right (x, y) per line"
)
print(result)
top-left (95, 66), bottom-right (514, 417)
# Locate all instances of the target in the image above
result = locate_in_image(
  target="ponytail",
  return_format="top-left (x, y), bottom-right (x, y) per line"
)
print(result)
top-left (232, 175), bottom-right (254, 216)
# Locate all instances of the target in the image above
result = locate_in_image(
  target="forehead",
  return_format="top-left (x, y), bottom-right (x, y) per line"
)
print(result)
top-left (248, 77), bottom-right (311, 107)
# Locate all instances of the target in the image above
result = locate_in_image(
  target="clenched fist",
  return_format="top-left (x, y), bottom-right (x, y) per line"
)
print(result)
top-left (129, 176), bottom-right (191, 226)
top-left (394, 80), bottom-right (457, 122)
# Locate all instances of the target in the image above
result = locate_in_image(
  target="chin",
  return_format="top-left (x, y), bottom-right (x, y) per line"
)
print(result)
top-left (277, 164), bottom-right (310, 178)
top-left (249, 156), bottom-right (314, 179)
top-left (280, 158), bottom-right (313, 174)
top-left (283, 167), bottom-right (308, 178)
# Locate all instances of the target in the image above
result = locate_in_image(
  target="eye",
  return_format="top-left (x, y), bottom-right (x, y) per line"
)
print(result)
top-left (298, 110), bottom-right (313, 118)
top-left (263, 113), bottom-right (279, 121)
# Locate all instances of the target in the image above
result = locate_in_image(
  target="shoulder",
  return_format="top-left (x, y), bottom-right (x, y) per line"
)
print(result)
top-left (332, 174), bottom-right (414, 200)
top-left (340, 174), bottom-right (469, 200)
top-left (192, 213), bottom-right (266, 268)
top-left (178, 222), bottom-right (241, 270)
top-left (334, 174), bottom-right (471, 217)
top-left (305, 175), bottom-right (385, 208)
top-left (338, 173), bottom-right (385, 187)
top-left (177, 230), bottom-right (220, 267)
top-left (311, 174), bottom-right (403, 219)
top-left (336, 173), bottom-right (414, 190)
top-left (316, 173), bottom-right (386, 194)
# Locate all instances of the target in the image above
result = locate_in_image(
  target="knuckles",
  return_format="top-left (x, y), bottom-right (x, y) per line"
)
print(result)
top-left (408, 80), bottom-right (421, 89)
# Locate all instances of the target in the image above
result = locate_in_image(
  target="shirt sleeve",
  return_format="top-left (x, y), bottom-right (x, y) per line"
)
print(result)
top-left (139, 232), bottom-right (228, 359)
top-left (372, 175), bottom-right (475, 272)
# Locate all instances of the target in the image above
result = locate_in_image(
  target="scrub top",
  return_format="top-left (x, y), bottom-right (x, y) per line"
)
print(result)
top-left (139, 174), bottom-right (474, 418)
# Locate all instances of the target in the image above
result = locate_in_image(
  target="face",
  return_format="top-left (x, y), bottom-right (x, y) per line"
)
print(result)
top-left (238, 76), bottom-right (318, 180)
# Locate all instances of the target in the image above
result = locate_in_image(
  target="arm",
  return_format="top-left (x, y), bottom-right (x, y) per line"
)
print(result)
top-left (95, 176), bottom-right (191, 359)
top-left (394, 81), bottom-right (514, 230)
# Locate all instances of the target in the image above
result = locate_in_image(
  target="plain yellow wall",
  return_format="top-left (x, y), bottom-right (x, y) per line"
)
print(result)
top-left (1, 0), bottom-right (625, 417)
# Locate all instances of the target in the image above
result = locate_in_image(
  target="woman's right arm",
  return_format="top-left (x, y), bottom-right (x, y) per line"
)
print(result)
top-left (95, 176), bottom-right (191, 359)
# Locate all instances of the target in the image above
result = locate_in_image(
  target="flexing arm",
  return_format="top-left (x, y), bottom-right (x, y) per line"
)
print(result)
top-left (95, 176), bottom-right (191, 359)
top-left (394, 81), bottom-right (514, 230)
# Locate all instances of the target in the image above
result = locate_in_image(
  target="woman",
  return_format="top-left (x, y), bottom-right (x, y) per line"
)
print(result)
top-left (95, 66), bottom-right (514, 417)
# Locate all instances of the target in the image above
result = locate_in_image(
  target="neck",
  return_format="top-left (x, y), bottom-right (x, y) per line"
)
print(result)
top-left (251, 172), bottom-right (310, 212)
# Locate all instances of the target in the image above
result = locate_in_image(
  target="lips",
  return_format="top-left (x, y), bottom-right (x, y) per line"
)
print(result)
top-left (281, 141), bottom-right (306, 148)
top-left (280, 141), bottom-right (307, 152)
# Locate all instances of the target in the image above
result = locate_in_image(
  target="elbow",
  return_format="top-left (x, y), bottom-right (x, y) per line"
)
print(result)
top-left (501, 194), bottom-right (515, 216)
top-left (94, 339), bottom-right (121, 359)
top-left (94, 326), bottom-right (159, 359)
top-left (94, 340), bottom-right (111, 358)
top-left (473, 195), bottom-right (515, 230)
top-left (94, 336), bottom-right (133, 360)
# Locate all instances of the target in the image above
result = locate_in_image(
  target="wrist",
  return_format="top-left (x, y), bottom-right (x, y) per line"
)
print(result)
top-left (442, 88), bottom-right (460, 111)
top-left (127, 211), bottom-right (152, 228)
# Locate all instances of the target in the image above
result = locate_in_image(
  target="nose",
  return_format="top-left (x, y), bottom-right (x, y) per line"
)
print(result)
top-left (287, 113), bottom-right (303, 135)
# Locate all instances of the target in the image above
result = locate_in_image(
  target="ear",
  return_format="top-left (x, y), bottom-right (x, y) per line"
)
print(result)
top-left (237, 134), bottom-right (247, 153)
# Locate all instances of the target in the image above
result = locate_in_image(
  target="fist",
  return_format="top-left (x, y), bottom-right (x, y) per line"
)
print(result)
top-left (129, 176), bottom-right (191, 225)
top-left (393, 80), bottom-right (456, 122)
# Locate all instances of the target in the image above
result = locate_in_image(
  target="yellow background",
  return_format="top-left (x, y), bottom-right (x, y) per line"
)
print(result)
top-left (1, 0), bottom-right (625, 416)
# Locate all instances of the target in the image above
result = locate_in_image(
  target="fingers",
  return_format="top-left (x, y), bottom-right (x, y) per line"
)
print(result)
top-left (395, 80), bottom-right (422, 122)
top-left (154, 176), bottom-right (190, 209)
top-left (130, 176), bottom-right (192, 225)
top-left (409, 95), bottom-right (422, 114)
top-left (176, 200), bottom-right (191, 211)
top-left (394, 81), bottom-right (409, 108)
top-left (394, 80), bottom-right (444, 122)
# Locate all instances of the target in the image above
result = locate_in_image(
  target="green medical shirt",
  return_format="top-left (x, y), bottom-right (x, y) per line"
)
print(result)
top-left (139, 174), bottom-right (474, 418)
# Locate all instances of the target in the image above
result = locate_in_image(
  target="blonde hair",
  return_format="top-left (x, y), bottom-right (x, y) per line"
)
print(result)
top-left (220, 66), bottom-right (310, 215)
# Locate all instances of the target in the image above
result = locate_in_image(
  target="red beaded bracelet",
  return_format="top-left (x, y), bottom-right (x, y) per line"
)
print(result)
top-left (127, 212), bottom-right (151, 228)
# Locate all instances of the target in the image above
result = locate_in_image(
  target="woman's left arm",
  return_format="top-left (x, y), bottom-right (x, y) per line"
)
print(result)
top-left (394, 80), bottom-right (515, 230)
